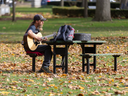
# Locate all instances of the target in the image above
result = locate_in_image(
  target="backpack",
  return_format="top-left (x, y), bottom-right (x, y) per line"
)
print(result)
top-left (53, 25), bottom-right (75, 41)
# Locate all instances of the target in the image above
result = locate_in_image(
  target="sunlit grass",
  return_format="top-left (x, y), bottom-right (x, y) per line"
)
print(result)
top-left (1, 17), bottom-right (128, 42)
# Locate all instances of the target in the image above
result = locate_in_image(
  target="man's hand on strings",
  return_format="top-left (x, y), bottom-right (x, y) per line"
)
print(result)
top-left (36, 37), bottom-right (43, 41)
top-left (42, 37), bottom-right (48, 41)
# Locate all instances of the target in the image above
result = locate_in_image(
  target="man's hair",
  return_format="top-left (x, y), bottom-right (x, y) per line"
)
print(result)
top-left (33, 14), bottom-right (46, 23)
top-left (33, 19), bottom-right (38, 23)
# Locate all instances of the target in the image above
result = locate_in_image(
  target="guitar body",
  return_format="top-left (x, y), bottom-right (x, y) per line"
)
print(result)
top-left (23, 32), bottom-right (42, 51)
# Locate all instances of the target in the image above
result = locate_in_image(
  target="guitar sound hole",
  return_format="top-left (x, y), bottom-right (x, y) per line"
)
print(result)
top-left (33, 39), bottom-right (40, 46)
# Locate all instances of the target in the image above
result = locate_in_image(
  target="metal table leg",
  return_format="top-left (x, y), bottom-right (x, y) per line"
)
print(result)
top-left (86, 57), bottom-right (90, 74)
top-left (61, 55), bottom-right (65, 71)
top-left (53, 44), bottom-right (56, 73)
top-left (65, 44), bottom-right (68, 73)
top-left (114, 56), bottom-right (117, 71)
top-left (32, 57), bottom-right (36, 72)
top-left (93, 44), bottom-right (96, 71)
top-left (82, 44), bottom-right (85, 72)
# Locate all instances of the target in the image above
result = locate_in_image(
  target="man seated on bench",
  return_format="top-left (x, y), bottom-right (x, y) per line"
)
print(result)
top-left (24, 14), bottom-right (52, 73)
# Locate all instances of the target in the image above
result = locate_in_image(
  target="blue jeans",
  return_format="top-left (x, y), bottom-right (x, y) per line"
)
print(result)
top-left (34, 45), bottom-right (52, 67)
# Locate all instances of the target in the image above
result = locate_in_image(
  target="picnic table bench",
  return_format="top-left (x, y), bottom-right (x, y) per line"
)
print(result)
top-left (80, 53), bottom-right (122, 74)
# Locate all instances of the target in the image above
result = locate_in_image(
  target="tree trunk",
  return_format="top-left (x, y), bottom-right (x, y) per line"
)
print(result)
top-left (4, 0), bottom-right (6, 4)
top-left (84, 0), bottom-right (88, 18)
top-left (12, 0), bottom-right (16, 22)
top-left (82, 0), bottom-right (84, 7)
top-left (93, 0), bottom-right (111, 21)
top-left (120, 0), bottom-right (128, 9)
top-left (60, 0), bottom-right (64, 7)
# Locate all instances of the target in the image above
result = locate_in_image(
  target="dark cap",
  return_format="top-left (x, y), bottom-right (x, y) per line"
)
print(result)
top-left (33, 14), bottom-right (46, 21)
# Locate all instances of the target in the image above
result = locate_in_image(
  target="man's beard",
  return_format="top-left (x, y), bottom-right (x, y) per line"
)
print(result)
top-left (38, 24), bottom-right (43, 31)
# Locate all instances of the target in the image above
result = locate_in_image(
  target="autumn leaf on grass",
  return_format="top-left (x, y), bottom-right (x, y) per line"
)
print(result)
top-left (10, 86), bottom-right (16, 89)
top-left (115, 90), bottom-right (126, 95)
top-left (29, 79), bottom-right (35, 83)
top-left (114, 83), bottom-right (119, 87)
top-left (68, 85), bottom-right (84, 90)
top-left (21, 89), bottom-right (27, 93)
top-left (79, 85), bottom-right (84, 90)
top-left (78, 93), bottom-right (84, 96)
top-left (59, 74), bottom-right (67, 77)
top-left (3, 27), bottom-right (6, 29)
top-left (48, 77), bottom-right (53, 82)
top-left (0, 89), bottom-right (5, 91)
top-left (48, 84), bottom-right (58, 89)
top-left (0, 91), bottom-right (10, 95)
top-left (68, 91), bottom-right (72, 94)
top-left (49, 84), bottom-right (55, 87)
top-left (91, 89), bottom-right (100, 95)
top-left (49, 92), bottom-right (55, 96)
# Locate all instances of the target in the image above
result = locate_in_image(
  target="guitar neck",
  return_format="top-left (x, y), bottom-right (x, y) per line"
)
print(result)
top-left (42, 33), bottom-right (55, 39)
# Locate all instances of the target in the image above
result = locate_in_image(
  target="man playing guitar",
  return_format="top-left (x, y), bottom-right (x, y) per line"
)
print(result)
top-left (24, 14), bottom-right (52, 73)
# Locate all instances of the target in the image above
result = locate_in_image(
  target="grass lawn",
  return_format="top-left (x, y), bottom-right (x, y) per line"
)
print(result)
top-left (0, 7), bottom-right (128, 96)
top-left (0, 41), bottom-right (128, 96)
top-left (1, 17), bottom-right (128, 42)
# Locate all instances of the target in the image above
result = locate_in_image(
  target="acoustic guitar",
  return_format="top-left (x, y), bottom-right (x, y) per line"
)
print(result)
top-left (23, 32), bottom-right (56, 51)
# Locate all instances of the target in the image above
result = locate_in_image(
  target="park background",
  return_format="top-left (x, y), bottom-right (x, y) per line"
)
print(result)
top-left (0, 0), bottom-right (128, 95)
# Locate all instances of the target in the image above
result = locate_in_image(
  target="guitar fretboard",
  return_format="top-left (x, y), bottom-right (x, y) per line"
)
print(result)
top-left (42, 33), bottom-right (56, 39)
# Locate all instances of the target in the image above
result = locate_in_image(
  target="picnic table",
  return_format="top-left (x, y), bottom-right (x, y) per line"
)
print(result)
top-left (43, 40), bottom-right (106, 74)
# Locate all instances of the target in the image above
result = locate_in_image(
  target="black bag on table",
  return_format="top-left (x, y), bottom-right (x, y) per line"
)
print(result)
top-left (53, 25), bottom-right (75, 41)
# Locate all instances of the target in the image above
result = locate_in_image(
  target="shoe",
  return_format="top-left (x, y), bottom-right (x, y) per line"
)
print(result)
top-left (38, 68), bottom-right (44, 73)
top-left (38, 66), bottom-right (52, 73)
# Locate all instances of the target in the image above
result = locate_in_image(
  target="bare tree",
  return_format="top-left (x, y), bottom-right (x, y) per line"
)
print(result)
top-left (93, 0), bottom-right (111, 21)
top-left (4, 0), bottom-right (6, 4)
top-left (60, 0), bottom-right (64, 7)
top-left (12, 0), bottom-right (16, 22)
top-left (120, 0), bottom-right (128, 9)
top-left (83, 0), bottom-right (88, 18)
top-left (82, 0), bottom-right (84, 7)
